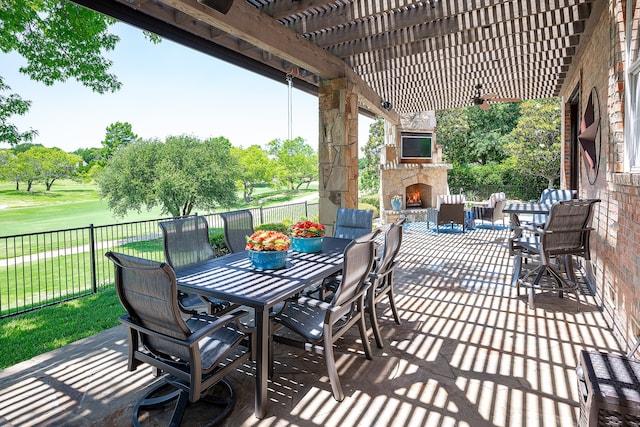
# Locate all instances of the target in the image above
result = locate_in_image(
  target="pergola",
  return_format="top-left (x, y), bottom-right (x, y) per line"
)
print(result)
top-left (72, 0), bottom-right (598, 222)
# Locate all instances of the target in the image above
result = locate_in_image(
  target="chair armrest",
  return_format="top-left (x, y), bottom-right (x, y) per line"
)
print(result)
top-left (119, 310), bottom-right (249, 348)
top-left (296, 295), bottom-right (333, 311)
top-left (297, 281), bottom-right (372, 313)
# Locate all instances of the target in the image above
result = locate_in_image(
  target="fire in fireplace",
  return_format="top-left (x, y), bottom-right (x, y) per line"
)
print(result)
top-left (406, 190), bottom-right (422, 207)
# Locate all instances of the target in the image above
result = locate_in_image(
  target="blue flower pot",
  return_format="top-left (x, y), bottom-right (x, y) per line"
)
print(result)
top-left (391, 199), bottom-right (402, 211)
top-left (290, 237), bottom-right (323, 253)
top-left (248, 250), bottom-right (288, 270)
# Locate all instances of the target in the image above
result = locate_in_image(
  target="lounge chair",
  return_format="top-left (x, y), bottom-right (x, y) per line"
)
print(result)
top-left (472, 192), bottom-right (507, 229)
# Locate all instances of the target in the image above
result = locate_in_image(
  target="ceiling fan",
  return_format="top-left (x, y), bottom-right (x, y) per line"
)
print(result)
top-left (471, 84), bottom-right (521, 110)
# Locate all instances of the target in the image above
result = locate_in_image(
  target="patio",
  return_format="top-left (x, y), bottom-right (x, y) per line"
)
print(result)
top-left (0, 223), bottom-right (620, 426)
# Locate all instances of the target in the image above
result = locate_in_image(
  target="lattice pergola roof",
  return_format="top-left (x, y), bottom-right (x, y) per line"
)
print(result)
top-left (75, 0), bottom-right (597, 120)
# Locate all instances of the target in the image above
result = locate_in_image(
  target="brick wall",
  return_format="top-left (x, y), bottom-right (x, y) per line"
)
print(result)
top-left (560, 0), bottom-right (640, 350)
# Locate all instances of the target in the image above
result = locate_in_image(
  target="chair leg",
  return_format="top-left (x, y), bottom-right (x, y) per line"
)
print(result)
top-left (369, 293), bottom-right (384, 349)
top-left (512, 254), bottom-right (523, 289)
top-left (388, 286), bottom-right (401, 325)
top-left (323, 332), bottom-right (344, 401)
top-left (133, 381), bottom-right (190, 427)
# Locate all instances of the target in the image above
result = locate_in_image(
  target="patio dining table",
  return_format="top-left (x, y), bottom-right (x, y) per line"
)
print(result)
top-left (502, 203), bottom-right (552, 237)
top-left (174, 236), bottom-right (352, 419)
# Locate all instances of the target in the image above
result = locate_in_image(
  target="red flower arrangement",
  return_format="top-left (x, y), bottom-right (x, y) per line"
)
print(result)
top-left (290, 220), bottom-right (325, 238)
top-left (245, 230), bottom-right (291, 251)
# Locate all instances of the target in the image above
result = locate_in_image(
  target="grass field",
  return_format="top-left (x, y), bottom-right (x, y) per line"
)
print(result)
top-left (0, 180), bottom-right (318, 236)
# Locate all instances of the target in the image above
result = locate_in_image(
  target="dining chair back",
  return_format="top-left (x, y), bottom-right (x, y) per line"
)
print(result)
top-left (333, 207), bottom-right (373, 240)
top-left (273, 229), bottom-right (380, 401)
top-left (532, 188), bottom-right (578, 225)
top-left (105, 251), bottom-right (251, 426)
top-left (220, 209), bottom-right (254, 253)
top-left (159, 216), bottom-right (232, 314)
top-left (159, 216), bottom-right (215, 270)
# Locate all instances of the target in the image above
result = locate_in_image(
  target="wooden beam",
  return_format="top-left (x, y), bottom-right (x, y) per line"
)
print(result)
top-left (157, 0), bottom-right (398, 121)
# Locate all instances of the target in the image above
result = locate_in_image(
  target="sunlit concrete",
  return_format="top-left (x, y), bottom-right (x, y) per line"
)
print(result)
top-left (0, 223), bottom-right (620, 426)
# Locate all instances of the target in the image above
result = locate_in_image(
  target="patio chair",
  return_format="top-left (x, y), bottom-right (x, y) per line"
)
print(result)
top-left (220, 209), bottom-right (254, 253)
top-left (436, 194), bottom-right (466, 232)
top-left (314, 207), bottom-right (374, 299)
top-left (368, 218), bottom-right (405, 348)
top-left (272, 229), bottom-right (379, 401)
top-left (105, 251), bottom-right (252, 427)
top-left (532, 188), bottom-right (578, 226)
top-left (472, 192), bottom-right (507, 229)
top-left (159, 216), bottom-right (234, 315)
top-left (509, 199), bottom-right (600, 310)
top-left (333, 207), bottom-right (374, 240)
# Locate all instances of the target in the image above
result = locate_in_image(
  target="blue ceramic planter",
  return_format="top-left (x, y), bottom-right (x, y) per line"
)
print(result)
top-left (248, 250), bottom-right (288, 270)
top-left (290, 237), bottom-right (323, 253)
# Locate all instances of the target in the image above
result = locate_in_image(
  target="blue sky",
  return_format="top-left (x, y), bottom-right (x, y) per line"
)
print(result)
top-left (1, 22), bottom-right (374, 153)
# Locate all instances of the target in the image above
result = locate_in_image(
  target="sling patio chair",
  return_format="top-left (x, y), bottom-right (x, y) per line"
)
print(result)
top-left (530, 188), bottom-right (578, 226)
top-left (272, 229), bottom-right (380, 401)
top-left (333, 207), bottom-right (374, 240)
top-left (159, 216), bottom-right (234, 315)
top-left (317, 207), bottom-right (375, 300)
top-left (220, 209), bottom-right (254, 253)
top-left (368, 218), bottom-right (405, 348)
top-left (509, 199), bottom-right (600, 310)
top-left (105, 251), bottom-right (252, 426)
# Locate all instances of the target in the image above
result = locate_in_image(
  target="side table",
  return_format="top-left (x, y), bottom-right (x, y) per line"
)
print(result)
top-left (577, 350), bottom-right (640, 426)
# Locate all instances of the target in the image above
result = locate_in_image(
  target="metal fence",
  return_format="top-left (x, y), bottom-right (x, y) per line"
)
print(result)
top-left (0, 201), bottom-right (319, 318)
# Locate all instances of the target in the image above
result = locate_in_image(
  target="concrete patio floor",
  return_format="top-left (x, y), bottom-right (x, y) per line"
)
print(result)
top-left (0, 222), bottom-right (622, 426)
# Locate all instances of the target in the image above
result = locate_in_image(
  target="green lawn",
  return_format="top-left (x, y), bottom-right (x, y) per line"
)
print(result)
top-left (0, 180), bottom-right (318, 236)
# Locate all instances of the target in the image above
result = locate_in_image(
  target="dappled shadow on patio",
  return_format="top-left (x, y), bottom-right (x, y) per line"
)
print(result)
top-left (0, 223), bottom-right (620, 426)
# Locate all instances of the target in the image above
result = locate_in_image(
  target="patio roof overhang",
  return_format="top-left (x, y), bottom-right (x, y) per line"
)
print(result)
top-left (71, 0), bottom-right (599, 122)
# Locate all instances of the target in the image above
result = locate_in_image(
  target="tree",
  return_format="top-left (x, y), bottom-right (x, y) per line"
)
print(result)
top-left (231, 145), bottom-right (274, 202)
top-left (36, 148), bottom-right (82, 190)
top-left (101, 122), bottom-right (138, 159)
top-left (360, 117), bottom-right (384, 194)
top-left (0, 1), bottom-right (159, 145)
top-left (436, 103), bottom-right (520, 165)
top-left (267, 137), bottom-right (317, 190)
top-left (97, 135), bottom-right (239, 217)
top-left (5, 146), bottom-right (81, 191)
top-left (504, 98), bottom-right (562, 188)
top-left (436, 108), bottom-right (470, 165)
top-left (13, 149), bottom-right (41, 191)
top-left (0, 79), bottom-right (38, 145)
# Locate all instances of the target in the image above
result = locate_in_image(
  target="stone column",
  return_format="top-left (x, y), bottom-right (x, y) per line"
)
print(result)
top-left (318, 78), bottom-right (359, 232)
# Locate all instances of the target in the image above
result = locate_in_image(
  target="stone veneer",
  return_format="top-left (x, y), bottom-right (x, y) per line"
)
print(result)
top-left (380, 111), bottom-right (451, 224)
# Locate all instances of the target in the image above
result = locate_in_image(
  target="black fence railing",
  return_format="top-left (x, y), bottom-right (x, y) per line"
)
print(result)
top-left (0, 201), bottom-right (318, 318)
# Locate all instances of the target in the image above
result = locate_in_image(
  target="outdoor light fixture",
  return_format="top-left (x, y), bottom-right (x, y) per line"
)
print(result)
top-left (381, 101), bottom-right (392, 110)
top-left (198, 0), bottom-right (234, 14)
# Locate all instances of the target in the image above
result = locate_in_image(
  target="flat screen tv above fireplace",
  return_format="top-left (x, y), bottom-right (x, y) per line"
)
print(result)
top-left (400, 132), bottom-right (432, 161)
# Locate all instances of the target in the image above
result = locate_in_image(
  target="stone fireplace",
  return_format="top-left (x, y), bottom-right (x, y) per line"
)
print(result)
top-left (380, 112), bottom-right (451, 224)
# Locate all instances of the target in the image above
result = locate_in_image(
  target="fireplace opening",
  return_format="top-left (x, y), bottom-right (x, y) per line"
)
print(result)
top-left (405, 183), bottom-right (431, 208)
top-left (406, 189), bottom-right (422, 207)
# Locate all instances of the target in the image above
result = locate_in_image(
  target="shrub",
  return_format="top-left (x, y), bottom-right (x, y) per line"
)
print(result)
top-left (358, 202), bottom-right (379, 218)
top-left (359, 194), bottom-right (380, 211)
top-left (209, 230), bottom-right (230, 257)
top-left (255, 222), bottom-right (289, 234)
